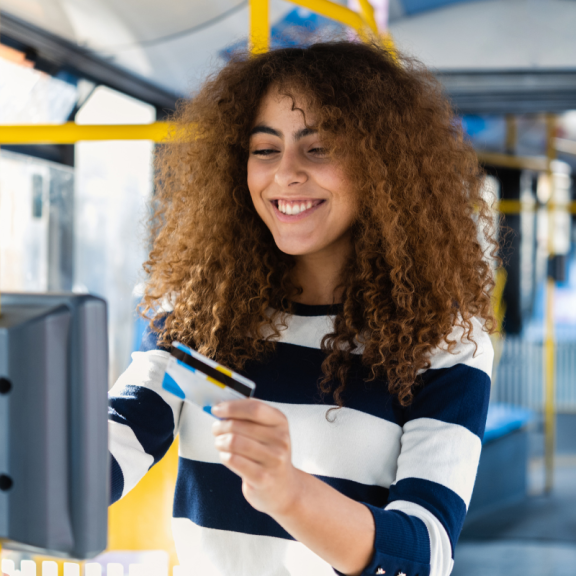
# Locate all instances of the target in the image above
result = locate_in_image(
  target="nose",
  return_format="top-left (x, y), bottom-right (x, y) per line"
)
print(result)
top-left (274, 148), bottom-right (307, 188)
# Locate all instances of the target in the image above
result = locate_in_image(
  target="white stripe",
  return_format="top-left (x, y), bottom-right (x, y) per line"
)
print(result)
top-left (109, 350), bottom-right (183, 432)
top-left (265, 312), bottom-right (492, 374)
top-left (177, 401), bottom-right (221, 464)
top-left (262, 312), bottom-right (336, 350)
top-left (278, 402), bottom-right (401, 488)
top-left (178, 401), bottom-right (402, 488)
top-left (262, 312), bottom-right (364, 355)
top-left (172, 517), bottom-right (335, 576)
top-left (423, 316), bottom-right (494, 377)
top-left (385, 500), bottom-right (454, 576)
top-left (108, 420), bottom-right (154, 498)
top-left (394, 418), bottom-right (482, 507)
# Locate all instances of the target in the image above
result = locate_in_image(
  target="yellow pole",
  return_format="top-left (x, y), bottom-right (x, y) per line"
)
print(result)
top-left (250, 0), bottom-right (269, 54)
top-left (544, 114), bottom-right (557, 494)
top-left (289, 0), bottom-right (368, 37)
top-left (357, 0), bottom-right (379, 35)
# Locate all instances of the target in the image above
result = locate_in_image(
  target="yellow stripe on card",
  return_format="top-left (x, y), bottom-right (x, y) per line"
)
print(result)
top-left (207, 376), bottom-right (226, 389)
top-left (216, 366), bottom-right (233, 377)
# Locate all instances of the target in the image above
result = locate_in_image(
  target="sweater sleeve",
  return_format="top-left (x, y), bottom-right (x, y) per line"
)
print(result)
top-left (109, 323), bottom-right (183, 504)
top-left (352, 318), bottom-right (493, 576)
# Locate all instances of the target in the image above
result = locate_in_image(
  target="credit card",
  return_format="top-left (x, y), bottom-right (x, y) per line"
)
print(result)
top-left (162, 341), bottom-right (256, 416)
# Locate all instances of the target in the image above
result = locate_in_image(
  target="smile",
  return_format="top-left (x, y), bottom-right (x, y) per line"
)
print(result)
top-left (271, 199), bottom-right (325, 220)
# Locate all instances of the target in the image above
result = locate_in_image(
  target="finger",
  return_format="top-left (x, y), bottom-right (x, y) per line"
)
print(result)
top-left (212, 398), bottom-right (278, 424)
top-left (212, 418), bottom-right (280, 446)
top-left (215, 432), bottom-right (284, 467)
top-left (219, 451), bottom-right (265, 485)
top-left (212, 398), bottom-right (284, 426)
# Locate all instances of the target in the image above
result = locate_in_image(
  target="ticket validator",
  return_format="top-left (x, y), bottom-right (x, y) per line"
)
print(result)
top-left (0, 293), bottom-right (108, 559)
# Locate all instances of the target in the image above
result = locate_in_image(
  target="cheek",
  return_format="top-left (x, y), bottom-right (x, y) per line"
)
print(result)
top-left (247, 159), bottom-right (268, 200)
top-left (247, 161), bottom-right (272, 224)
top-left (322, 171), bottom-right (357, 226)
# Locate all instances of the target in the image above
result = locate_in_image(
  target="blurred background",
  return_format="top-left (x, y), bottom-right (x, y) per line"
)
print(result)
top-left (0, 1), bottom-right (574, 575)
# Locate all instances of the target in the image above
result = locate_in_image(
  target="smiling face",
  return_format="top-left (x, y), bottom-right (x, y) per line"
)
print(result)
top-left (247, 88), bottom-right (357, 260)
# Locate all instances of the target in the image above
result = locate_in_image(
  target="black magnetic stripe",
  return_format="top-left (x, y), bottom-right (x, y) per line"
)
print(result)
top-left (170, 346), bottom-right (252, 397)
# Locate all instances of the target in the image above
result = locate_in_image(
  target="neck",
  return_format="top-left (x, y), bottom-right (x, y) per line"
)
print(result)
top-left (291, 234), bottom-right (352, 306)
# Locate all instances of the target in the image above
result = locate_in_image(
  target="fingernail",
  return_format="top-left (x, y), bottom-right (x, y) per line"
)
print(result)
top-left (211, 404), bottom-right (223, 414)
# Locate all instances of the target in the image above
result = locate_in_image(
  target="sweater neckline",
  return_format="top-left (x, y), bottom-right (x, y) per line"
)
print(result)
top-left (290, 301), bottom-right (343, 317)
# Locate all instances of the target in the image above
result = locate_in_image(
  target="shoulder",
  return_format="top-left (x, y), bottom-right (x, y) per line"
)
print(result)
top-left (406, 316), bottom-right (493, 438)
top-left (423, 315), bottom-right (494, 378)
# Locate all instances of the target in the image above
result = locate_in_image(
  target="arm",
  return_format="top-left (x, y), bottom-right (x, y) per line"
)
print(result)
top-left (267, 469), bottom-right (375, 575)
top-left (212, 318), bottom-right (493, 576)
top-left (211, 399), bottom-right (425, 576)
top-left (109, 323), bottom-right (183, 503)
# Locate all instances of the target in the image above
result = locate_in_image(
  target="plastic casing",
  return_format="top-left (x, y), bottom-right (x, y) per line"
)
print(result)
top-left (0, 293), bottom-right (108, 558)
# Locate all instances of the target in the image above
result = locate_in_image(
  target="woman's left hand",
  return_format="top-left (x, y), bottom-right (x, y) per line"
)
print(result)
top-left (211, 398), bottom-right (302, 517)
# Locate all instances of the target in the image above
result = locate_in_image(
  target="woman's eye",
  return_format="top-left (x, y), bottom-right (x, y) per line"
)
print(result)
top-left (309, 147), bottom-right (327, 156)
top-left (252, 149), bottom-right (278, 156)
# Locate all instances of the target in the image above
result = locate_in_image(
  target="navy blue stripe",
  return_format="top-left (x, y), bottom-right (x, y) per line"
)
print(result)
top-left (173, 457), bottom-right (390, 538)
top-left (139, 313), bottom-right (490, 439)
top-left (321, 476), bottom-right (389, 508)
top-left (173, 457), bottom-right (293, 539)
top-left (108, 385), bottom-right (175, 464)
top-left (139, 313), bottom-right (401, 424)
top-left (244, 342), bottom-right (403, 424)
top-left (406, 364), bottom-right (491, 440)
top-left (388, 477), bottom-right (467, 555)
top-left (110, 453), bottom-right (124, 504)
top-left (362, 504), bottom-right (431, 565)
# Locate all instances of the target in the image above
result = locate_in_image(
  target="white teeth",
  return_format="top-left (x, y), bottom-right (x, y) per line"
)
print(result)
top-left (276, 200), bottom-right (319, 215)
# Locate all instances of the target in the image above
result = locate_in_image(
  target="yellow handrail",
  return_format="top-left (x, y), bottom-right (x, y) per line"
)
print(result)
top-left (357, 0), bottom-right (379, 35)
top-left (0, 122), bottom-right (174, 144)
top-left (287, 0), bottom-right (374, 40)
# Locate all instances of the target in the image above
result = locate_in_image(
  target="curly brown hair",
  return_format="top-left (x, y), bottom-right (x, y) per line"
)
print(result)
top-left (142, 40), bottom-right (499, 407)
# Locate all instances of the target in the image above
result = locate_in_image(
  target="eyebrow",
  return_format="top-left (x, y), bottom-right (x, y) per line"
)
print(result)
top-left (250, 124), bottom-right (318, 141)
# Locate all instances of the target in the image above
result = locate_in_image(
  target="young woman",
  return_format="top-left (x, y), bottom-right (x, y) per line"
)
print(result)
top-left (108, 41), bottom-right (498, 576)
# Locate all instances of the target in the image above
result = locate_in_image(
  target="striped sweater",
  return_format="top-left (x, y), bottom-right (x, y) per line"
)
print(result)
top-left (108, 302), bottom-right (493, 576)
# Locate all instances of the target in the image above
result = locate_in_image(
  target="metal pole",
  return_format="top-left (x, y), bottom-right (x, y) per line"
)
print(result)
top-left (544, 113), bottom-right (557, 494)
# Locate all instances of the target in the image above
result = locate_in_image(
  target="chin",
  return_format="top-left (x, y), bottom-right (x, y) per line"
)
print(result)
top-left (273, 238), bottom-right (318, 257)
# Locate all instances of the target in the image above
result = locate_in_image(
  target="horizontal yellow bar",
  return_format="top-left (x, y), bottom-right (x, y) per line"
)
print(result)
top-left (497, 199), bottom-right (525, 214)
top-left (477, 151), bottom-right (549, 172)
top-left (0, 122), bottom-right (174, 144)
top-left (497, 200), bottom-right (576, 214)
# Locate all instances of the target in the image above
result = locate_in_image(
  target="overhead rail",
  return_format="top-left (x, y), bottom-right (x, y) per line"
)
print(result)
top-left (0, 122), bottom-right (173, 144)
top-left (1, 124), bottom-right (576, 218)
top-left (437, 69), bottom-right (576, 115)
